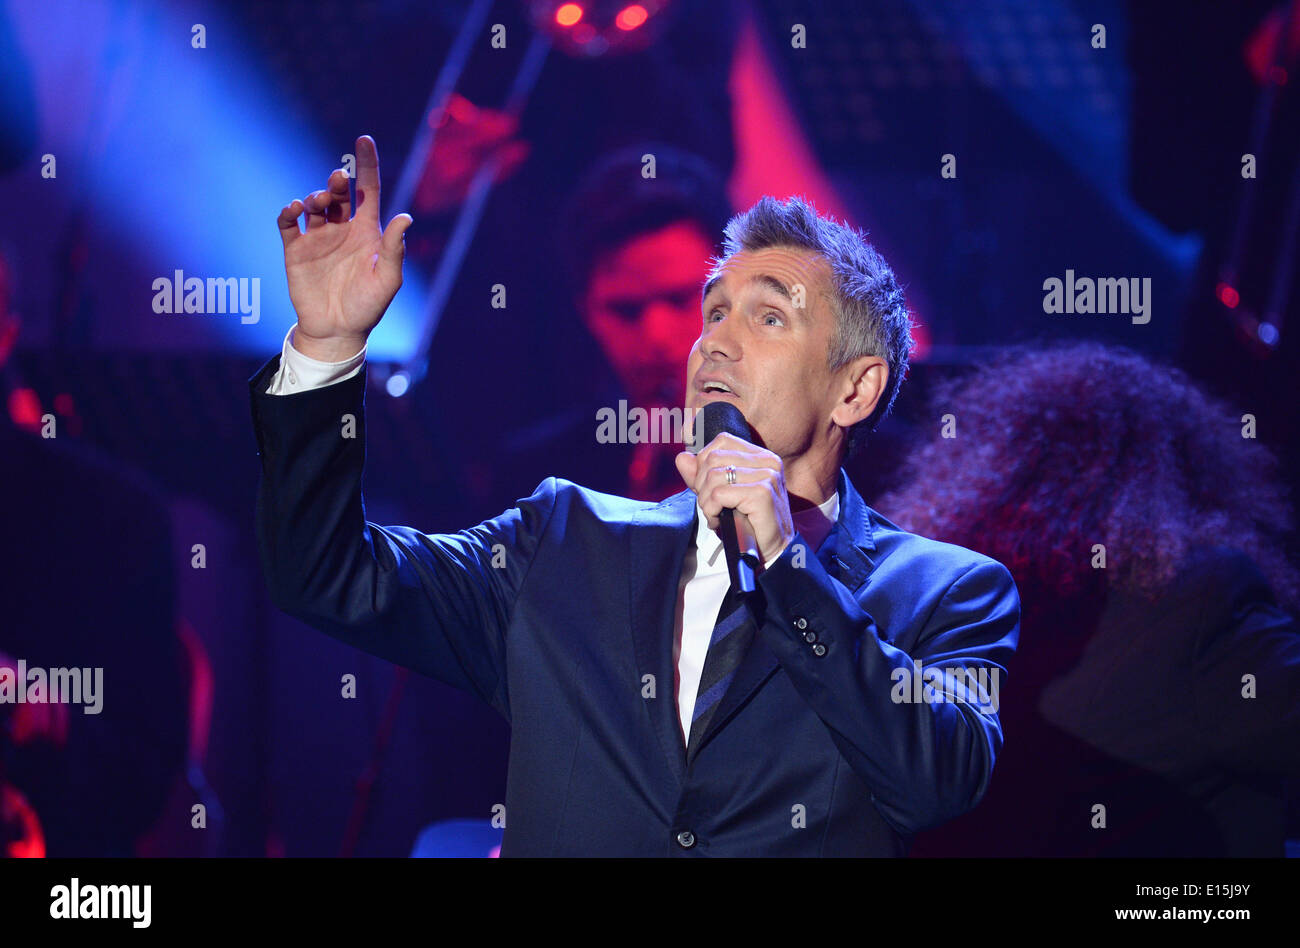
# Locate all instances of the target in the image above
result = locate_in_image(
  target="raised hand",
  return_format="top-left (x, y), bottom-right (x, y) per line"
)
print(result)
top-left (276, 135), bottom-right (413, 362)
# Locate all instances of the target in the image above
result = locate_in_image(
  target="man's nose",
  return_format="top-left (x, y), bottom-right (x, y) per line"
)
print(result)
top-left (700, 311), bottom-right (740, 360)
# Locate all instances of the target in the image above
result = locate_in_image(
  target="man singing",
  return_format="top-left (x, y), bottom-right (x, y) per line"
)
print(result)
top-left (250, 136), bottom-right (1020, 856)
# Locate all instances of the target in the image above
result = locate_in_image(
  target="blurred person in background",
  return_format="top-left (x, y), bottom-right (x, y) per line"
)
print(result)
top-left (491, 144), bottom-right (733, 503)
top-left (882, 341), bottom-right (1300, 857)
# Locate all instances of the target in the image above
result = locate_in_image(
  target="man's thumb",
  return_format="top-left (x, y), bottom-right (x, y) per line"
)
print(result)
top-left (380, 213), bottom-right (414, 264)
top-left (675, 450), bottom-right (697, 484)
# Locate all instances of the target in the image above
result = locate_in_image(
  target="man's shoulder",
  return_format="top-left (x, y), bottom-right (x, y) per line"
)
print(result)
top-left (521, 475), bottom-right (691, 524)
top-left (866, 503), bottom-right (1016, 592)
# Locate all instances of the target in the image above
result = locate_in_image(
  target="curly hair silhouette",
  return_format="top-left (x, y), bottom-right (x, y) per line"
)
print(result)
top-left (877, 340), bottom-right (1299, 615)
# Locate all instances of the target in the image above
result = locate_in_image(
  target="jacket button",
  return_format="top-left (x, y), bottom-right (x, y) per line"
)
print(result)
top-left (676, 830), bottom-right (696, 849)
top-left (812, 643), bottom-right (827, 657)
top-left (802, 630), bottom-right (817, 643)
top-left (794, 617), bottom-right (807, 629)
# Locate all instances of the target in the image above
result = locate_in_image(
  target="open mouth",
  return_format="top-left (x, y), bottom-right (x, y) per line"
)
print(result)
top-left (701, 381), bottom-right (735, 396)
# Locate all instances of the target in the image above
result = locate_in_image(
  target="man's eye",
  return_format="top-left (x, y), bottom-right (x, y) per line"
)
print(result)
top-left (762, 311), bottom-right (784, 326)
top-left (706, 309), bottom-right (724, 323)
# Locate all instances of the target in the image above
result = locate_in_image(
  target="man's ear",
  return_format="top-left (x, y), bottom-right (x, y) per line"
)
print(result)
top-left (830, 355), bottom-right (887, 430)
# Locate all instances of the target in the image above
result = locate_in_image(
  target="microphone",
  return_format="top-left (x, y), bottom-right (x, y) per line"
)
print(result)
top-left (698, 401), bottom-right (758, 595)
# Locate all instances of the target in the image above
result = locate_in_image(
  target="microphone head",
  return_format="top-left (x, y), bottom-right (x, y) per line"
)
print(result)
top-left (696, 400), bottom-right (752, 450)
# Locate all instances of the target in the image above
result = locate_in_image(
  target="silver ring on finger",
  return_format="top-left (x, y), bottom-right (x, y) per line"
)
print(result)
top-left (726, 465), bottom-right (737, 485)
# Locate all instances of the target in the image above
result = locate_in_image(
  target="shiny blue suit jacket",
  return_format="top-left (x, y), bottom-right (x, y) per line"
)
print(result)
top-left (249, 355), bottom-right (1020, 856)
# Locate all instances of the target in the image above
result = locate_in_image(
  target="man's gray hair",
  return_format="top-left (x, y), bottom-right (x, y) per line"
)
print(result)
top-left (707, 196), bottom-right (914, 457)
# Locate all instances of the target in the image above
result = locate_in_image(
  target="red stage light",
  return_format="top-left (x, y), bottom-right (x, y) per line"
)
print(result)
top-left (555, 3), bottom-right (583, 27)
top-left (616, 5), bottom-right (649, 30)
top-left (8, 387), bottom-right (41, 430)
top-left (1216, 282), bottom-right (1240, 308)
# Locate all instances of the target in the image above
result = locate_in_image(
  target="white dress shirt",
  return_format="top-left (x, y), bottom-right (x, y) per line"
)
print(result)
top-left (266, 324), bottom-right (840, 745)
top-left (674, 493), bottom-right (837, 742)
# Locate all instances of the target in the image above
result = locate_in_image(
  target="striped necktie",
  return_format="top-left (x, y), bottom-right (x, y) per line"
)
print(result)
top-left (687, 582), bottom-right (754, 759)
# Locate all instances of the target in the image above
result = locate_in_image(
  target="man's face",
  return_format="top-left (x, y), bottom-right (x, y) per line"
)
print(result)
top-left (583, 219), bottom-right (715, 407)
top-left (685, 245), bottom-right (848, 461)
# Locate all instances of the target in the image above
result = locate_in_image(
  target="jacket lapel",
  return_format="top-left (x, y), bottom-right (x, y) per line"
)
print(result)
top-left (628, 489), bottom-right (697, 781)
top-left (687, 469), bottom-right (879, 762)
top-left (815, 468), bottom-right (878, 592)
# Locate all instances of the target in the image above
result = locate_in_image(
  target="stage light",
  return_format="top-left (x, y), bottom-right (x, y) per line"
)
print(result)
top-left (1216, 282), bottom-right (1240, 308)
top-left (529, 0), bottom-right (670, 58)
top-left (8, 387), bottom-right (41, 429)
top-left (616, 5), bottom-right (648, 30)
top-left (9, 2), bottom-right (426, 361)
top-left (386, 371), bottom-right (411, 397)
top-left (555, 3), bottom-right (584, 27)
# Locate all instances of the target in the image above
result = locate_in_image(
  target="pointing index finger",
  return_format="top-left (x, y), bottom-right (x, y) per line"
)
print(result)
top-left (354, 134), bottom-right (381, 222)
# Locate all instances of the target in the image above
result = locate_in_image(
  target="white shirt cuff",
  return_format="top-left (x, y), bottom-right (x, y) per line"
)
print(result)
top-left (265, 325), bottom-right (367, 395)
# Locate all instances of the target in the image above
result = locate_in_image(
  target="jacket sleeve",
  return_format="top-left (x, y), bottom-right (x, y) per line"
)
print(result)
top-left (755, 538), bottom-right (1020, 835)
top-left (248, 354), bottom-right (559, 720)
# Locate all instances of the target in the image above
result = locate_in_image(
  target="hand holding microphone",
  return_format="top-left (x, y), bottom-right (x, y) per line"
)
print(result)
top-left (676, 402), bottom-right (797, 592)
